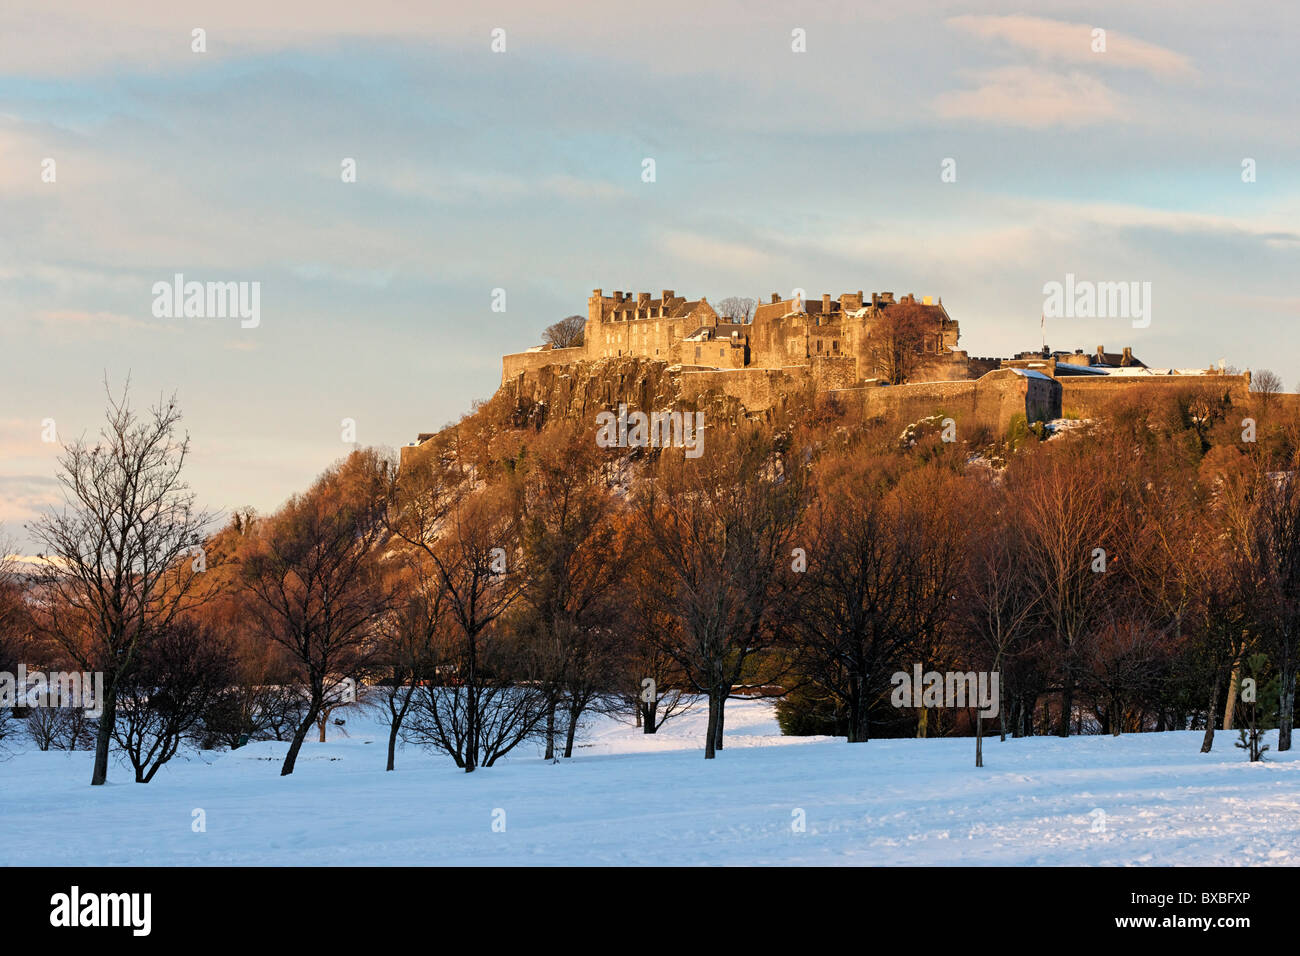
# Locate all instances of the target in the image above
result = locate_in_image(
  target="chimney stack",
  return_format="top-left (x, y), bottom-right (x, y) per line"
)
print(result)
top-left (661, 289), bottom-right (674, 302)
top-left (771, 293), bottom-right (780, 304)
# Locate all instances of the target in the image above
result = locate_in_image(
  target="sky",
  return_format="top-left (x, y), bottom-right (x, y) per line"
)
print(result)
top-left (1, 0), bottom-right (1297, 552)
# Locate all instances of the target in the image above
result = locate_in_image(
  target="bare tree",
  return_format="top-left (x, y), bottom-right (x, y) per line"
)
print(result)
top-left (0, 543), bottom-right (22, 753)
top-left (519, 427), bottom-right (627, 758)
top-left (959, 497), bottom-right (1041, 742)
top-left (200, 645), bottom-right (307, 748)
top-left (112, 618), bottom-right (237, 782)
top-left (1009, 448), bottom-right (1119, 737)
top-left (715, 296), bottom-right (756, 323)
top-left (1081, 608), bottom-right (1175, 736)
top-left (386, 456), bottom-right (541, 772)
top-left (1251, 368), bottom-right (1283, 412)
top-left (543, 315), bottom-right (586, 350)
top-left (1250, 466), bottom-right (1300, 751)
top-left (868, 301), bottom-right (930, 385)
top-left (637, 429), bottom-right (805, 759)
top-left (28, 384), bottom-right (213, 785)
top-left (792, 452), bottom-right (924, 743)
top-left (368, 552), bottom-right (445, 771)
top-left (239, 449), bottom-right (390, 775)
top-left (615, 557), bottom-right (694, 734)
top-left (26, 706), bottom-right (97, 752)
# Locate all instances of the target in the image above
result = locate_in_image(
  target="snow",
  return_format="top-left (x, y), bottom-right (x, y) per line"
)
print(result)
top-left (1, 699), bottom-right (1297, 866)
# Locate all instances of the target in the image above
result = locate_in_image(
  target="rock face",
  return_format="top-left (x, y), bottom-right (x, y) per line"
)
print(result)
top-left (498, 357), bottom-right (754, 430)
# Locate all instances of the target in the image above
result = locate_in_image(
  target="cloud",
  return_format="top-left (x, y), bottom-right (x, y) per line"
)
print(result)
top-left (374, 168), bottom-right (625, 205)
top-left (934, 66), bottom-right (1126, 128)
top-left (774, 197), bottom-right (1300, 274)
top-left (1032, 198), bottom-right (1300, 244)
top-left (0, 418), bottom-right (53, 459)
top-left (0, 474), bottom-right (62, 526)
top-left (0, 0), bottom-right (783, 78)
top-left (947, 15), bottom-right (1196, 80)
top-left (936, 15), bottom-right (1196, 128)
top-left (36, 310), bottom-right (175, 338)
top-left (659, 231), bottom-right (774, 273)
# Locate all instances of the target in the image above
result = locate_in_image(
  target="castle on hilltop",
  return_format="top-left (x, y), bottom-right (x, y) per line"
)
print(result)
top-left (476, 285), bottom-right (1250, 442)
top-left (508, 287), bottom-right (965, 383)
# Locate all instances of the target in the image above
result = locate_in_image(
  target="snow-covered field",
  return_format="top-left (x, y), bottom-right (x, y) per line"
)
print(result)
top-left (2, 699), bottom-right (1297, 866)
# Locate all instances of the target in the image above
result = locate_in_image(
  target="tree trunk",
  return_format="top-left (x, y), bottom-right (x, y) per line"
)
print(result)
top-left (1279, 666), bottom-right (1296, 752)
top-left (281, 699), bottom-right (321, 776)
top-left (975, 710), bottom-right (983, 767)
top-left (997, 677), bottom-right (1007, 743)
top-left (1057, 675), bottom-right (1074, 737)
top-left (847, 675), bottom-right (867, 743)
top-left (386, 719), bottom-right (400, 771)
top-left (714, 692), bottom-right (726, 751)
top-left (704, 694), bottom-right (718, 759)
top-left (563, 704), bottom-right (580, 758)
top-left (464, 638), bottom-right (478, 773)
top-left (642, 699), bottom-right (657, 734)
top-left (544, 700), bottom-right (556, 761)
top-left (90, 685), bottom-right (117, 786)
top-left (1223, 658), bottom-right (1241, 731)
top-left (1200, 669), bottom-right (1221, 753)
top-left (852, 701), bottom-right (870, 744)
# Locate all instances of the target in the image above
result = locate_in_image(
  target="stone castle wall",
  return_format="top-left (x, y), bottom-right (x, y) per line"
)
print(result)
top-left (830, 369), bottom-right (1057, 434)
top-left (501, 345), bottom-right (587, 382)
top-left (1059, 374), bottom-right (1251, 418)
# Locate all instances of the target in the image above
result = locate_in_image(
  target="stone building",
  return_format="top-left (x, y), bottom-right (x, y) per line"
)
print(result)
top-left (502, 285), bottom-right (965, 385)
top-left (481, 283), bottom-right (1245, 442)
top-left (583, 289), bottom-right (750, 368)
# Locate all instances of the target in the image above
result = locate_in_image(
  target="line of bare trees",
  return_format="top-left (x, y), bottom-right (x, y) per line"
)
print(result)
top-left (7, 379), bottom-right (1300, 785)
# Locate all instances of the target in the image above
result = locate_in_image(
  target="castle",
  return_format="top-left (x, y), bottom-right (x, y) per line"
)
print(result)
top-left (481, 285), bottom-right (1251, 440)
top-left (507, 287), bottom-right (965, 383)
